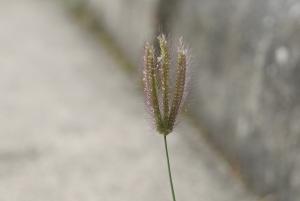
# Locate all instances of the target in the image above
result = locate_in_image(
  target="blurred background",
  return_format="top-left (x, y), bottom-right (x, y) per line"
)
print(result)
top-left (0, 0), bottom-right (299, 200)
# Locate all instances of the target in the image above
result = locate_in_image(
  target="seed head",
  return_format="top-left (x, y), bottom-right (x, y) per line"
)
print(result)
top-left (142, 35), bottom-right (189, 135)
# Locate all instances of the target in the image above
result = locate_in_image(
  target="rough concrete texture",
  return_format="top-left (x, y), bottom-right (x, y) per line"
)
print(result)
top-left (170, 0), bottom-right (300, 200)
top-left (0, 0), bottom-right (258, 201)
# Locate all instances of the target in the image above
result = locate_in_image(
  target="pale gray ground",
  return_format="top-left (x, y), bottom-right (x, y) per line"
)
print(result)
top-left (0, 1), bottom-right (257, 201)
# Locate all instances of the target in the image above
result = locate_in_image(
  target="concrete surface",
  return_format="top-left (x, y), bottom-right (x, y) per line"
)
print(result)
top-left (0, 0), bottom-right (257, 201)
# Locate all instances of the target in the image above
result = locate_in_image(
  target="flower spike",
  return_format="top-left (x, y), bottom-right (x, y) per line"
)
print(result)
top-left (143, 43), bottom-right (163, 132)
top-left (157, 34), bottom-right (170, 124)
top-left (168, 38), bottom-right (187, 129)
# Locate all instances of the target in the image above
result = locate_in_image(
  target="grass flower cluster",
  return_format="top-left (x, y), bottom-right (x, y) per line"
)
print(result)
top-left (143, 34), bottom-right (188, 135)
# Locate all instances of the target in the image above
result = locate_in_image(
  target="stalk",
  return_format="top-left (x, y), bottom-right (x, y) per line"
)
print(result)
top-left (164, 135), bottom-right (176, 201)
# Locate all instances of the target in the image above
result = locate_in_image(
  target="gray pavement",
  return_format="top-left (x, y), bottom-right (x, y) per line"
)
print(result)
top-left (0, 0), bottom-right (258, 201)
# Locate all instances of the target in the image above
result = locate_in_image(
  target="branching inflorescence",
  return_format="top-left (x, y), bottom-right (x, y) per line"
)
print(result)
top-left (143, 34), bottom-right (189, 135)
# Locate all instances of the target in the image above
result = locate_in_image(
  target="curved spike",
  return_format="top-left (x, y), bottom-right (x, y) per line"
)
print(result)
top-left (168, 41), bottom-right (187, 129)
top-left (143, 43), bottom-right (163, 132)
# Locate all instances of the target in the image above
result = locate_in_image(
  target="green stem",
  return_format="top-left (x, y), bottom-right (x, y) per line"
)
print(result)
top-left (164, 135), bottom-right (176, 201)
